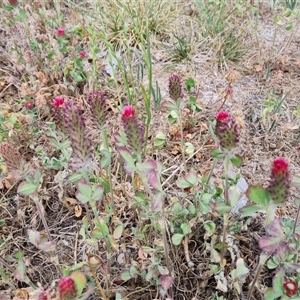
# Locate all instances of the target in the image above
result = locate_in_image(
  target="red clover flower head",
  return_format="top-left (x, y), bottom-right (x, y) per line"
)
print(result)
top-left (79, 51), bottom-right (87, 58)
top-left (215, 110), bottom-right (239, 150)
top-left (57, 28), bottom-right (65, 37)
top-left (168, 74), bottom-right (182, 101)
top-left (267, 157), bottom-right (290, 204)
top-left (122, 105), bottom-right (136, 121)
top-left (283, 279), bottom-right (298, 296)
top-left (53, 96), bottom-right (64, 108)
top-left (121, 105), bottom-right (145, 155)
top-left (58, 277), bottom-right (77, 300)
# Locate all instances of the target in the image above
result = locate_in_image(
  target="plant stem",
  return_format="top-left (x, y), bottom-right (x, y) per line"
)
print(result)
top-left (178, 103), bottom-right (187, 172)
top-left (293, 198), bottom-right (300, 235)
top-left (247, 254), bottom-right (268, 300)
top-left (220, 157), bottom-right (230, 264)
top-left (102, 129), bottom-right (115, 213)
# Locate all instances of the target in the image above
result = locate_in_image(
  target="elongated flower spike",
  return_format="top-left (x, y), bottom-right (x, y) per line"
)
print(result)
top-left (121, 105), bottom-right (145, 155)
top-left (63, 100), bottom-right (94, 172)
top-left (267, 157), bottom-right (290, 204)
top-left (87, 91), bottom-right (106, 129)
top-left (215, 111), bottom-right (239, 150)
top-left (169, 74), bottom-right (182, 101)
top-left (52, 96), bottom-right (65, 132)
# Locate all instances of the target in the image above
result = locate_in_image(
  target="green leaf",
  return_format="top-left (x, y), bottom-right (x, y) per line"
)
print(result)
top-left (185, 77), bottom-right (195, 92)
top-left (76, 181), bottom-right (92, 204)
top-left (113, 224), bottom-right (124, 239)
top-left (91, 184), bottom-right (104, 202)
top-left (203, 220), bottom-right (216, 234)
top-left (71, 271), bottom-right (86, 296)
top-left (154, 132), bottom-right (166, 149)
top-left (211, 149), bottom-right (224, 159)
top-left (91, 228), bottom-right (102, 239)
top-left (172, 233), bottom-right (184, 245)
top-left (246, 186), bottom-right (270, 206)
top-left (239, 204), bottom-right (262, 217)
top-left (68, 173), bottom-right (83, 183)
top-left (100, 149), bottom-right (111, 169)
top-left (181, 223), bottom-right (191, 235)
top-left (70, 70), bottom-right (84, 82)
top-left (17, 181), bottom-right (38, 195)
top-left (121, 270), bottom-right (132, 281)
top-left (230, 155), bottom-right (243, 167)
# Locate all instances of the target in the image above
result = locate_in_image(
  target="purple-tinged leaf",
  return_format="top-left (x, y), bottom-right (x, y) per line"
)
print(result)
top-left (38, 241), bottom-right (56, 252)
top-left (160, 275), bottom-right (173, 291)
top-left (137, 159), bottom-right (157, 172)
top-left (266, 218), bottom-right (285, 238)
top-left (147, 169), bottom-right (162, 191)
top-left (117, 146), bottom-right (135, 175)
top-left (259, 236), bottom-right (282, 254)
top-left (246, 186), bottom-right (271, 207)
top-left (151, 192), bottom-right (164, 212)
top-left (184, 170), bottom-right (198, 186)
top-left (28, 229), bottom-right (41, 246)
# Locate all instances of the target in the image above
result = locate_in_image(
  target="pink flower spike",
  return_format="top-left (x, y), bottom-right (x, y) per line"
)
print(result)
top-left (216, 111), bottom-right (229, 122)
top-left (57, 28), bottom-right (65, 37)
top-left (79, 51), bottom-right (87, 58)
top-left (272, 158), bottom-right (289, 176)
top-left (53, 97), bottom-right (64, 108)
top-left (122, 105), bottom-right (136, 121)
